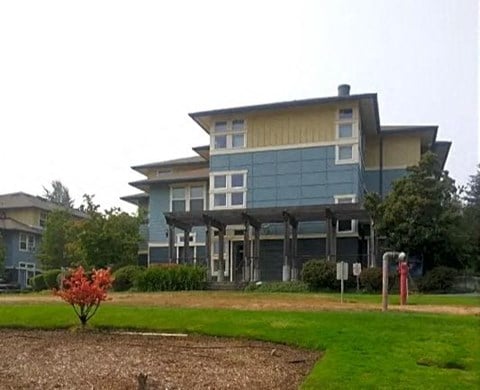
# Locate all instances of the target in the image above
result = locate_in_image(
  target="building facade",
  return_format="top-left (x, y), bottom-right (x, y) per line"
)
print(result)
top-left (123, 85), bottom-right (450, 282)
top-left (0, 192), bottom-right (87, 288)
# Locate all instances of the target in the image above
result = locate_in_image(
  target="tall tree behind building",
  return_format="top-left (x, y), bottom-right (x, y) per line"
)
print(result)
top-left (43, 180), bottom-right (74, 208)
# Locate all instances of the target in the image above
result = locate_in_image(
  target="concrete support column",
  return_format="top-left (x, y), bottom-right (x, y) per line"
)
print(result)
top-left (168, 225), bottom-right (176, 263)
top-left (283, 217), bottom-right (291, 281)
top-left (291, 223), bottom-right (298, 281)
top-left (183, 227), bottom-right (191, 264)
top-left (243, 221), bottom-right (250, 282)
top-left (205, 222), bottom-right (212, 279)
top-left (218, 227), bottom-right (225, 282)
top-left (253, 226), bottom-right (261, 281)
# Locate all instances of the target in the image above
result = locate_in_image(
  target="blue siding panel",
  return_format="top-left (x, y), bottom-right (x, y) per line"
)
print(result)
top-left (364, 168), bottom-right (407, 195)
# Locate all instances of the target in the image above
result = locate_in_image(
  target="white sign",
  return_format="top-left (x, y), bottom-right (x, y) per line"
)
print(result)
top-left (353, 263), bottom-right (362, 276)
top-left (336, 262), bottom-right (348, 280)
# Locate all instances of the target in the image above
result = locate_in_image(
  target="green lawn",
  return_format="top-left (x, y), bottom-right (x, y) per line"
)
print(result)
top-left (0, 303), bottom-right (478, 389)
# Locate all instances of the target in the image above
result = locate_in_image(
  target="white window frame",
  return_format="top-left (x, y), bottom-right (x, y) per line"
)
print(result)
top-left (335, 143), bottom-right (359, 165)
top-left (209, 170), bottom-right (248, 210)
top-left (210, 119), bottom-right (247, 151)
top-left (169, 183), bottom-right (207, 212)
top-left (334, 194), bottom-right (357, 234)
top-left (19, 233), bottom-right (36, 252)
top-left (335, 107), bottom-right (358, 140)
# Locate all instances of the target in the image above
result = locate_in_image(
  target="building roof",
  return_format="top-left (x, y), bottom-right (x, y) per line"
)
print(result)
top-left (0, 192), bottom-right (87, 218)
top-left (129, 167), bottom-right (210, 191)
top-left (131, 155), bottom-right (208, 175)
top-left (189, 93), bottom-right (381, 135)
top-left (120, 192), bottom-right (150, 206)
top-left (0, 217), bottom-right (42, 234)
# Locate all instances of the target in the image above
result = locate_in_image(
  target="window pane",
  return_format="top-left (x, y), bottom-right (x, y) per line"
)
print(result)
top-left (336, 197), bottom-right (353, 204)
top-left (232, 119), bottom-right (244, 132)
top-left (231, 174), bottom-right (244, 188)
top-left (190, 186), bottom-right (203, 198)
top-left (232, 134), bottom-right (244, 148)
top-left (214, 135), bottom-right (227, 149)
top-left (214, 193), bottom-right (227, 207)
top-left (190, 199), bottom-right (204, 211)
top-left (214, 121), bottom-right (227, 133)
top-left (172, 187), bottom-right (185, 199)
top-left (339, 108), bottom-right (353, 120)
top-left (338, 145), bottom-right (353, 160)
top-left (214, 175), bottom-right (227, 189)
top-left (172, 200), bottom-right (186, 212)
top-left (231, 192), bottom-right (244, 206)
top-left (338, 123), bottom-right (353, 138)
top-left (338, 220), bottom-right (353, 232)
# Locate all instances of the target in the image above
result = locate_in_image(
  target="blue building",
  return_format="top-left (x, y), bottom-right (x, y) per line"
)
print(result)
top-left (123, 85), bottom-right (450, 282)
top-left (0, 192), bottom-right (87, 288)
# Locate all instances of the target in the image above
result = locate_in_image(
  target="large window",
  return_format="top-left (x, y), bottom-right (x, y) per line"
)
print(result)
top-left (19, 233), bottom-right (36, 252)
top-left (170, 185), bottom-right (205, 212)
top-left (210, 171), bottom-right (247, 209)
top-left (334, 195), bottom-right (356, 233)
top-left (336, 108), bottom-right (356, 139)
top-left (335, 144), bottom-right (358, 164)
top-left (212, 119), bottom-right (246, 150)
top-left (39, 212), bottom-right (48, 228)
top-left (335, 107), bottom-right (358, 165)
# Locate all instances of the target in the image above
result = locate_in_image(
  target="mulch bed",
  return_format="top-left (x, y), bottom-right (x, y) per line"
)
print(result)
top-left (0, 329), bottom-right (320, 389)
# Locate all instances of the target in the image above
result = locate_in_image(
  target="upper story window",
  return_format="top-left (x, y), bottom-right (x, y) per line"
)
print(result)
top-left (19, 233), bottom-right (36, 252)
top-left (336, 108), bottom-right (357, 140)
top-left (39, 212), bottom-right (48, 228)
top-left (212, 119), bottom-right (246, 150)
top-left (210, 171), bottom-right (247, 209)
top-left (335, 144), bottom-right (358, 164)
top-left (170, 184), bottom-right (205, 212)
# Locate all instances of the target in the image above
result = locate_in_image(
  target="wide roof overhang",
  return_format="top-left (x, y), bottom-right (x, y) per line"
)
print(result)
top-left (164, 203), bottom-right (371, 230)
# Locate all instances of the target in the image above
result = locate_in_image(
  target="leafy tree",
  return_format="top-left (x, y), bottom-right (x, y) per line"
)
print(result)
top-left (55, 266), bottom-right (112, 326)
top-left (75, 195), bottom-right (141, 269)
top-left (365, 152), bottom-right (466, 271)
top-left (43, 180), bottom-right (74, 208)
top-left (38, 210), bottom-right (76, 269)
top-left (462, 165), bottom-right (480, 271)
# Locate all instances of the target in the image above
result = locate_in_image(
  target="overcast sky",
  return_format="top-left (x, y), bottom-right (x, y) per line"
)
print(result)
top-left (1, 0), bottom-right (478, 213)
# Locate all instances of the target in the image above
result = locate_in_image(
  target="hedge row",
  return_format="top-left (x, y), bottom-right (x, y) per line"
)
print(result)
top-left (135, 265), bottom-right (207, 292)
top-left (29, 269), bottom-right (62, 291)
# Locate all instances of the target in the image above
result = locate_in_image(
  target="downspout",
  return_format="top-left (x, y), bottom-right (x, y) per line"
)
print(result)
top-left (382, 251), bottom-right (406, 311)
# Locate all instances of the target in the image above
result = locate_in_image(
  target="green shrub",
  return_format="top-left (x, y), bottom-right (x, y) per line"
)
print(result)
top-left (136, 264), bottom-right (207, 292)
top-left (417, 266), bottom-right (459, 293)
top-left (360, 267), bottom-right (383, 292)
top-left (301, 259), bottom-right (338, 291)
top-left (42, 269), bottom-right (62, 289)
top-left (244, 281), bottom-right (310, 293)
top-left (29, 274), bottom-right (47, 291)
top-left (112, 265), bottom-right (145, 291)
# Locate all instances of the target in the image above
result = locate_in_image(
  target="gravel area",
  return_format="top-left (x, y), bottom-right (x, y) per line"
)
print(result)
top-left (0, 329), bottom-right (319, 390)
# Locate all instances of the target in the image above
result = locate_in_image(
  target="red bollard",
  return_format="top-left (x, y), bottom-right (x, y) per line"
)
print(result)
top-left (399, 261), bottom-right (409, 305)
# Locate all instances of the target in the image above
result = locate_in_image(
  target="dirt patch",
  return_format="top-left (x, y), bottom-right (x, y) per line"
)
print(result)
top-left (0, 329), bottom-right (319, 390)
top-left (2, 291), bottom-right (479, 316)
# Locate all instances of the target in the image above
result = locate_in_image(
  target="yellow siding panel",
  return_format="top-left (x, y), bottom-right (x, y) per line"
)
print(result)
top-left (365, 136), bottom-right (380, 168)
top-left (383, 135), bottom-right (421, 167)
top-left (246, 103), bottom-right (348, 148)
top-left (6, 209), bottom-right (38, 226)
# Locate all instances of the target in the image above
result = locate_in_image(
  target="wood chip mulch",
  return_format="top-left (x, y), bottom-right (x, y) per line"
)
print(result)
top-left (0, 329), bottom-right (320, 390)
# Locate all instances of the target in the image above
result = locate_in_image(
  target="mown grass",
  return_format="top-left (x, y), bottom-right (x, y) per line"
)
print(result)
top-left (0, 303), bottom-right (478, 389)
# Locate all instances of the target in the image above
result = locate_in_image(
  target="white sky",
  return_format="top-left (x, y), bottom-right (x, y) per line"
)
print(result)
top-left (1, 0), bottom-right (478, 213)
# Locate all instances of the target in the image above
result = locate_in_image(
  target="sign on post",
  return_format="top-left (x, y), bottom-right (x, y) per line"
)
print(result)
top-left (352, 263), bottom-right (362, 292)
top-left (336, 262), bottom-right (348, 303)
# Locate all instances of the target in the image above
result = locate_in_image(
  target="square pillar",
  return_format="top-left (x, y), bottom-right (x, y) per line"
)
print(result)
top-left (205, 222), bottom-right (212, 279)
top-left (218, 227), bottom-right (225, 282)
top-left (243, 221), bottom-right (250, 282)
top-left (253, 226), bottom-right (261, 281)
top-left (168, 224), bottom-right (176, 263)
top-left (291, 223), bottom-right (298, 281)
top-left (283, 217), bottom-right (291, 281)
top-left (183, 227), bottom-right (191, 264)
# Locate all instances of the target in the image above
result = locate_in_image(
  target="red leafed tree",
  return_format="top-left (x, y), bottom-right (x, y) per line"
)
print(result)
top-left (55, 266), bottom-right (113, 326)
